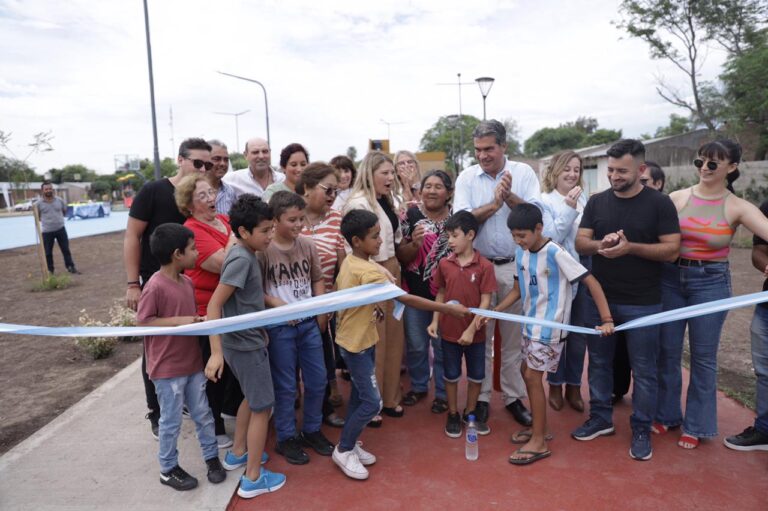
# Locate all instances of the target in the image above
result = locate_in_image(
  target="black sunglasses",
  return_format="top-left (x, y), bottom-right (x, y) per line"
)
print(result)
top-left (184, 156), bottom-right (214, 171)
top-left (318, 183), bottom-right (338, 197)
top-left (693, 159), bottom-right (718, 171)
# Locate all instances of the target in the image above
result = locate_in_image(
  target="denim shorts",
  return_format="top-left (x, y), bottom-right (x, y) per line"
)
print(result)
top-left (223, 347), bottom-right (274, 412)
top-left (442, 340), bottom-right (485, 383)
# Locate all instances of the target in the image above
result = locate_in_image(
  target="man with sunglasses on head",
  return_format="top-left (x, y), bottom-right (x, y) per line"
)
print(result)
top-left (123, 137), bottom-right (213, 439)
top-left (223, 137), bottom-right (285, 199)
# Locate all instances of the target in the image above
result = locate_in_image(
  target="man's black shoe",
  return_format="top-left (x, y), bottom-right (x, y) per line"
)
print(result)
top-left (474, 401), bottom-right (490, 423)
top-left (301, 430), bottom-right (334, 456)
top-left (276, 436), bottom-right (310, 464)
top-left (506, 399), bottom-right (533, 427)
top-left (205, 457), bottom-right (227, 484)
top-left (67, 266), bottom-right (81, 275)
top-left (145, 409), bottom-right (160, 440)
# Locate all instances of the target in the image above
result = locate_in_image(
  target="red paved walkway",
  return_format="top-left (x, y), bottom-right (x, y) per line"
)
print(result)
top-left (228, 373), bottom-right (767, 511)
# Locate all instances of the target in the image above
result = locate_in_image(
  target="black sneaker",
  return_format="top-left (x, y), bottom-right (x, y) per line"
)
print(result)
top-left (301, 430), bottom-right (334, 456)
top-left (276, 436), bottom-right (310, 465)
top-left (445, 412), bottom-right (462, 438)
top-left (724, 426), bottom-right (768, 451)
top-left (66, 266), bottom-right (81, 275)
top-left (474, 401), bottom-right (490, 423)
top-left (145, 410), bottom-right (160, 440)
top-left (205, 457), bottom-right (227, 484)
top-left (463, 409), bottom-right (491, 436)
top-left (160, 465), bottom-right (198, 491)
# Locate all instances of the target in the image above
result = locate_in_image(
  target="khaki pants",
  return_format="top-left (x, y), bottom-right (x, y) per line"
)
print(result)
top-left (374, 256), bottom-right (405, 408)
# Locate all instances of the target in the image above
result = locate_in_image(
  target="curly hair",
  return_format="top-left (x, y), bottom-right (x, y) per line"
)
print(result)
top-left (174, 174), bottom-right (208, 217)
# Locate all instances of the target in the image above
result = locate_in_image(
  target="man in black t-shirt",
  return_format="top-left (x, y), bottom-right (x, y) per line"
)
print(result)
top-left (724, 199), bottom-right (768, 451)
top-left (123, 137), bottom-right (212, 439)
top-left (572, 139), bottom-right (681, 461)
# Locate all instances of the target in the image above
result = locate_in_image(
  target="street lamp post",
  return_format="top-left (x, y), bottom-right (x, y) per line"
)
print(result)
top-left (214, 110), bottom-right (250, 151)
top-left (217, 72), bottom-right (271, 148)
top-left (475, 76), bottom-right (495, 120)
top-left (142, 0), bottom-right (162, 179)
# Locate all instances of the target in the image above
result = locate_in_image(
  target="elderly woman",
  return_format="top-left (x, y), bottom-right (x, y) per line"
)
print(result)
top-left (396, 170), bottom-right (454, 413)
top-left (262, 143), bottom-right (309, 202)
top-left (206, 139), bottom-right (238, 215)
top-left (175, 174), bottom-right (236, 448)
top-left (297, 162), bottom-right (347, 428)
top-left (330, 155), bottom-right (357, 211)
top-left (394, 150), bottom-right (422, 205)
top-left (539, 150), bottom-right (589, 412)
top-left (344, 151), bottom-right (405, 425)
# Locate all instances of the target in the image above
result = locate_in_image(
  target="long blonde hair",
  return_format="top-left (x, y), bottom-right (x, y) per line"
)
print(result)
top-left (541, 150), bottom-right (583, 193)
top-left (349, 151), bottom-right (395, 210)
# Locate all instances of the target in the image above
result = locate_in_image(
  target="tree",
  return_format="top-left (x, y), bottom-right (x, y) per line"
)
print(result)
top-left (720, 29), bottom-right (768, 158)
top-left (616, 0), bottom-right (766, 131)
top-left (654, 113), bottom-right (693, 137)
top-left (49, 164), bottom-right (98, 183)
top-left (420, 114), bottom-right (481, 173)
top-left (524, 127), bottom-right (586, 159)
top-left (501, 118), bottom-right (523, 156)
top-left (229, 153), bottom-right (247, 170)
top-left (346, 146), bottom-right (358, 161)
top-left (140, 157), bottom-right (177, 181)
top-left (584, 128), bottom-right (623, 146)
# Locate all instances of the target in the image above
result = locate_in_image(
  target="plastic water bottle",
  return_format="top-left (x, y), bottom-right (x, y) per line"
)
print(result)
top-left (465, 414), bottom-right (479, 461)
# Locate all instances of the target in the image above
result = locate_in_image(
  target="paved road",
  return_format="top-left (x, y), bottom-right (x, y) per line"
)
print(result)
top-left (0, 211), bottom-right (129, 251)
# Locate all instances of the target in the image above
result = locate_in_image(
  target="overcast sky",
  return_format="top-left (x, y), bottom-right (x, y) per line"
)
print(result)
top-left (0, 0), bottom-right (728, 175)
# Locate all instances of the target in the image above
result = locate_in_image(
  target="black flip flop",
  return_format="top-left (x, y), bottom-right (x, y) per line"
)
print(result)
top-left (510, 429), bottom-right (554, 444)
top-left (508, 449), bottom-right (551, 465)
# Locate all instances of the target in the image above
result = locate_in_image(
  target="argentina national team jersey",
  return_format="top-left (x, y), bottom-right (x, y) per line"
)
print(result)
top-left (515, 240), bottom-right (589, 343)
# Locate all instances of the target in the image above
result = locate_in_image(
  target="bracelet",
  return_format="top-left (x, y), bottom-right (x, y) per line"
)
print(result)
top-left (127, 281), bottom-right (140, 288)
top-left (601, 317), bottom-right (614, 323)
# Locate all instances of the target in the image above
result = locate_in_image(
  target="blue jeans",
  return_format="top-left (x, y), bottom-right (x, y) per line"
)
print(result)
top-left (656, 262), bottom-right (731, 438)
top-left (404, 306), bottom-right (445, 399)
top-left (548, 282), bottom-right (588, 386)
top-left (751, 306), bottom-right (768, 435)
top-left (339, 346), bottom-right (382, 451)
top-left (153, 371), bottom-right (218, 473)
top-left (585, 293), bottom-right (662, 433)
top-left (267, 319), bottom-right (326, 442)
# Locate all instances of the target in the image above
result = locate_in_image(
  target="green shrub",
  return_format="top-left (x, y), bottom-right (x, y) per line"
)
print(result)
top-left (75, 336), bottom-right (117, 359)
top-left (33, 273), bottom-right (71, 291)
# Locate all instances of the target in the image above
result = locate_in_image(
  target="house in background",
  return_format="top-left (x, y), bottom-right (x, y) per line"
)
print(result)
top-left (1, 181), bottom-right (92, 210)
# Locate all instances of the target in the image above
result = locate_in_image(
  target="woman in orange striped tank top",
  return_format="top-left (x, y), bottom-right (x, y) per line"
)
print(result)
top-left (656, 139), bottom-right (768, 449)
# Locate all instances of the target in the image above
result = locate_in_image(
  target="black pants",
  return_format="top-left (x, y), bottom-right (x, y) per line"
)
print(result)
top-left (199, 336), bottom-right (240, 435)
top-left (140, 273), bottom-right (159, 414)
top-left (42, 227), bottom-right (75, 272)
top-left (321, 319), bottom-right (337, 418)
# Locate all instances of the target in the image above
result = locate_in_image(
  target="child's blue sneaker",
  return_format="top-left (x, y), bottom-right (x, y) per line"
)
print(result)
top-left (222, 450), bottom-right (269, 470)
top-left (237, 468), bottom-right (286, 499)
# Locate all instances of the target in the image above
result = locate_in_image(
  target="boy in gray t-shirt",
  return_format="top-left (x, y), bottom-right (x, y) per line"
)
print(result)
top-left (205, 195), bottom-right (286, 499)
top-left (34, 181), bottom-right (79, 274)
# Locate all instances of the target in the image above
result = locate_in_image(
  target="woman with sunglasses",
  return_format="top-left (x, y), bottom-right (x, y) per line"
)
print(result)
top-left (655, 139), bottom-right (768, 449)
top-left (297, 163), bottom-right (347, 429)
top-left (262, 143), bottom-right (309, 202)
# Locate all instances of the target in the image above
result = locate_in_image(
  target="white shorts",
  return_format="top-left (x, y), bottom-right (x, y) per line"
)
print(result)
top-left (522, 336), bottom-right (564, 373)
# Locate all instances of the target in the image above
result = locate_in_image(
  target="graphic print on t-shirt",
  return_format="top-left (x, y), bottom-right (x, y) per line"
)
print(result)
top-left (263, 237), bottom-right (322, 305)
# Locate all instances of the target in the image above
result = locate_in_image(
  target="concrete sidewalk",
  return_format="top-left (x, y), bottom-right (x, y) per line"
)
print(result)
top-left (0, 358), bottom-right (236, 511)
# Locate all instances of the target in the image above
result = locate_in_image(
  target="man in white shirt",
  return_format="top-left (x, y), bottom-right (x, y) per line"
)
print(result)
top-left (223, 137), bottom-right (285, 198)
top-left (454, 119), bottom-right (545, 427)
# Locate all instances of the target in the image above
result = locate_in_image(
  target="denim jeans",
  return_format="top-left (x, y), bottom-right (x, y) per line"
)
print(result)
top-left (656, 262), bottom-right (731, 438)
top-left (267, 319), bottom-right (326, 442)
top-left (751, 306), bottom-right (768, 435)
top-left (153, 371), bottom-right (218, 473)
top-left (338, 346), bottom-right (382, 451)
top-left (404, 305), bottom-right (445, 399)
top-left (584, 293), bottom-right (662, 433)
top-left (548, 282), bottom-right (588, 386)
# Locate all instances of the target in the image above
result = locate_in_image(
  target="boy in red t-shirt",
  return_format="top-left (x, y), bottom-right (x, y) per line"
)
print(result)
top-left (137, 223), bottom-right (225, 491)
top-left (428, 211), bottom-right (497, 438)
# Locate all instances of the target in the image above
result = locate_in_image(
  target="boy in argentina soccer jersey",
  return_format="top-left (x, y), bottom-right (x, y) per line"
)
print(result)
top-left (479, 203), bottom-right (614, 466)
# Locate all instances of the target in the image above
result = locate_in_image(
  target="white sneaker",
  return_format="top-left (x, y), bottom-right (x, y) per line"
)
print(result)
top-left (332, 446), bottom-right (369, 480)
top-left (217, 434), bottom-right (233, 449)
top-left (353, 441), bottom-right (376, 466)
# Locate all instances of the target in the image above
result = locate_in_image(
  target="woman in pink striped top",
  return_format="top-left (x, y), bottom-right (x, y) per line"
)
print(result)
top-left (656, 139), bottom-right (768, 449)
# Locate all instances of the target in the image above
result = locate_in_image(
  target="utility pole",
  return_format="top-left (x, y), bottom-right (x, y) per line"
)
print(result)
top-left (437, 72), bottom-right (474, 172)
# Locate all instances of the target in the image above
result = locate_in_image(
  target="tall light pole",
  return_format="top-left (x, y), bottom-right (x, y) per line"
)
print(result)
top-left (214, 110), bottom-right (250, 151)
top-left (380, 119), bottom-right (406, 146)
top-left (217, 72), bottom-right (271, 148)
top-left (475, 76), bottom-right (495, 120)
top-left (437, 72), bottom-right (474, 171)
top-left (142, 0), bottom-right (161, 179)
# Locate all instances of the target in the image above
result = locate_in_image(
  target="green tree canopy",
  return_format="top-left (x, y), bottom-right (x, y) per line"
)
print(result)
top-left (654, 114), bottom-right (693, 137)
top-left (48, 164), bottom-right (98, 183)
top-left (140, 157), bottom-right (177, 181)
top-left (229, 153), bottom-right (248, 170)
top-left (523, 118), bottom-right (621, 158)
top-left (0, 155), bottom-right (41, 183)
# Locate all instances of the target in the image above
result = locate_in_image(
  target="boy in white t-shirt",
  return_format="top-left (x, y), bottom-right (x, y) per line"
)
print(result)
top-left (480, 203), bottom-right (614, 465)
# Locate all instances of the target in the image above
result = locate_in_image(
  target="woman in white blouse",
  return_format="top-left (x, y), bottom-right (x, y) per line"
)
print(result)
top-left (344, 151), bottom-right (405, 425)
top-left (540, 150), bottom-right (589, 413)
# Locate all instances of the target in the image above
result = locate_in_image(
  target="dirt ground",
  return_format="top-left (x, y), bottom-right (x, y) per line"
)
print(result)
top-left (0, 233), bottom-right (761, 456)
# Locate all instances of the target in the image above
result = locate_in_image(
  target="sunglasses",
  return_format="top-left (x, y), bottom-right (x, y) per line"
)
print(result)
top-left (318, 183), bottom-right (338, 197)
top-left (693, 159), bottom-right (718, 171)
top-left (184, 157), bottom-right (214, 171)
